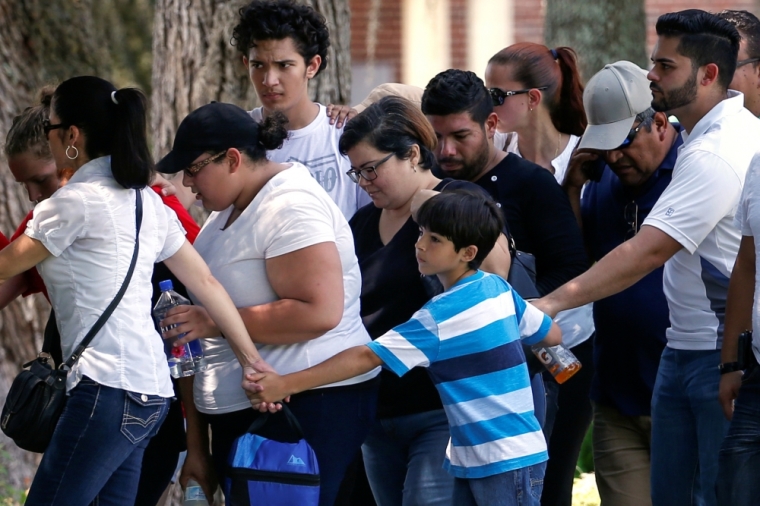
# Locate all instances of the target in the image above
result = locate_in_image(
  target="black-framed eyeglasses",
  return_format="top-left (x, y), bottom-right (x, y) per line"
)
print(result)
top-left (737, 57), bottom-right (760, 68)
top-left (346, 153), bottom-right (394, 183)
top-left (489, 86), bottom-right (549, 106)
top-left (184, 151), bottom-right (227, 177)
top-left (624, 201), bottom-right (639, 239)
top-left (612, 124), bottom-right (643, 151)
top-left (42, 119), bottom-right (65, 135)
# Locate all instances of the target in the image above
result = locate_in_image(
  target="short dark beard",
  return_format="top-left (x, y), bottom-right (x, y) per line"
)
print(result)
top-left (651, 67), bottom-right (698, 113)
top-left (436, 131), bottom-right (491, 182)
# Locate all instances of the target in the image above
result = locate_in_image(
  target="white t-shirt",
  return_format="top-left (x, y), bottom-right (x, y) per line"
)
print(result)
top-left (494, 131), bottom-right (595, 348)
top-left (734, 153), bottom-right (760, 362)
top-left (643, 92), bottom-right (760, 350)
top-left (250, 105), bottom-right (371, 219)
top-left (190, 163), bottom-right (378, 414)
top-left (26, 156), bottom-right (185, 396)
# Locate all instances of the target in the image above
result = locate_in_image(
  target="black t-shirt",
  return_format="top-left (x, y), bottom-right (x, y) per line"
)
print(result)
top-left (473, 154), bottom-right (588, 295)
top-left (349, 178), bottom-right (482, 418)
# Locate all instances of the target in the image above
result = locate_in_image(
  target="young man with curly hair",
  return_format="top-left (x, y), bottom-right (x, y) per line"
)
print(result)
top-left (232, 0), bottom-right (370, 218)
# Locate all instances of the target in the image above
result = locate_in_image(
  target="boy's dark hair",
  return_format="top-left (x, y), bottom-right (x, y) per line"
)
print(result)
top-left (416, 190), bottom-right (504, 270)
top-left (232, 0), bottom-right (330, 76)
top-left (53, 76), bottom-right (153, 189)
top-left (339, 96), bottom-right (437, 170)
top-left (656, 9), bottom-right (741, 90)
top-left (717, 10), bottom-right (760, 63)
top-left (421, 69), bottom-right (493, 125)
top-left (4, 86), bottom-right (54, 160)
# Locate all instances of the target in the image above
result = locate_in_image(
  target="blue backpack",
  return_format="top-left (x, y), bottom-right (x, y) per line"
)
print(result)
top-left (225, 405), bottom-right (320, 505)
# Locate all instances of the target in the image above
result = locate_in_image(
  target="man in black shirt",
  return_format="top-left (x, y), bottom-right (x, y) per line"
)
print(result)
top-left (421, 69), bottom-right (588, 302)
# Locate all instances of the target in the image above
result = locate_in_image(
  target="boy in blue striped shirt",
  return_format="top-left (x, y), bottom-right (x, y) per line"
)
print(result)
top-left (246, 190), bottom-right (561, 505)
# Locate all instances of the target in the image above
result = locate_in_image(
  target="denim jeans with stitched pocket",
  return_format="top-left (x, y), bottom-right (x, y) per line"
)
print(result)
top-left (452, 462), bottom-right (547, 506)
top-left (717, 363), bottom-right (760, 506)
top-left (25, 376), bottom-right (169, 506)
top-left (650, 348), bottom-right (728, 506)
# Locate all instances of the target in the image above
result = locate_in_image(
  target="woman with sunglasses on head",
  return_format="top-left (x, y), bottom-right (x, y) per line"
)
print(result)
top-left (342, 96), bottom-right (511, 506)
top-left (156, 102), bottom-right (380, 506)
top-left (485, 44), bottom-right (595, 506)
top-left (3, 76), bottom-right (270, 506)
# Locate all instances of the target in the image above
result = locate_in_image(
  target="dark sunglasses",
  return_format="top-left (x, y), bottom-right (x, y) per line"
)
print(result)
top-left (489, 86), bottom-right (548, 106)
top-left (612, 124), bottom-right (643, 151)
top-left (42, 119), bottom-right (65, 135)
top-left (737, 57), bottom-right (760, 68)
top-left (346, 153), bottom-right (394, 183)
top-left (184, 151), bottom-right (227, 177)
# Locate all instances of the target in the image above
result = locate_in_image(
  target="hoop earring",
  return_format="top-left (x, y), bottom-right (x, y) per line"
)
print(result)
top-left (66, 146), bottom-right (79, 160)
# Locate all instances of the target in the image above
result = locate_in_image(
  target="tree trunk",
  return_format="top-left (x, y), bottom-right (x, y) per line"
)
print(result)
top-left (544, 0), bottom-right (647, 82)
top-left (0, 0), bottom-right (153, 496)
top-left (150, 0), bottom-right (352, 161)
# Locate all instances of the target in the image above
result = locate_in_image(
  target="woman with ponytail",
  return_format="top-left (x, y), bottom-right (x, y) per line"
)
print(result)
top-left (486, 45), bottom-right (595, 506)
top-left (6, 76), bottom-right (270, 505)
top-left (155, 102), bottom-right (380, 505)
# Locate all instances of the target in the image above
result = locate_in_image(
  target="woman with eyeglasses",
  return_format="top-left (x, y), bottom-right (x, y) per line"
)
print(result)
top-left (155, 102), bottom-right (380, 506)
top-left (5, 76), bottom-right (270, 506)
top-left (342, 96), bottom-right (511, 506)
top-left (485, 43), bottom-right (595, 506)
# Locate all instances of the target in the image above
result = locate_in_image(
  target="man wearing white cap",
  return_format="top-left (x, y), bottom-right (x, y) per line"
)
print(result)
top-left (563, 61), bottom-right (680, 506)
top-left (534, 10), bottom-right (760, 506)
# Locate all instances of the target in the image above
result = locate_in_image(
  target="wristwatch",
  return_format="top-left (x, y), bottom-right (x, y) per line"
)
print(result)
top-left (719, 362), bottom-right (742, 374)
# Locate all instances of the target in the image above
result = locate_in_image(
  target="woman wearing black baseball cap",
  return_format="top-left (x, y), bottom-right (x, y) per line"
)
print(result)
top-left (157, 102), bottom-right (379, 505)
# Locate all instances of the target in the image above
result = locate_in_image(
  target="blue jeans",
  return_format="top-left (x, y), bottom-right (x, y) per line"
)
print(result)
top-left (650, 348), bottom-right (728, 506)
top-left (452, 462), bottom-right (547, 506)
top-left (25, 377), bottom-right (169, 506)
top-left (362, 409), bottom-right (455, 506)
top-left (717, 364), bottom-right (760, 505)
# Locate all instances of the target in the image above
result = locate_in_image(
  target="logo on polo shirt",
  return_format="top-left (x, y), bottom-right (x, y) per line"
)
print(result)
top-left (665, 207), bottom-right (675, 217)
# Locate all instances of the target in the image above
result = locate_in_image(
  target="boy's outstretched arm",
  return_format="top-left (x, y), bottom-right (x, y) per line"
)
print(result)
top-left (244, 345), bottom-right (382, 409)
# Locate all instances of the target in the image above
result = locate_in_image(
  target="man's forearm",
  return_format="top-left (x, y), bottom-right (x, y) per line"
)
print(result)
top-left (722, 236), bottom-right (756, 363)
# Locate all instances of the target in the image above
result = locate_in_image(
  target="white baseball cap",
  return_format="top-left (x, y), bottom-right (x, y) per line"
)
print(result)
top-left (578, 61), bottom-right (653, 150)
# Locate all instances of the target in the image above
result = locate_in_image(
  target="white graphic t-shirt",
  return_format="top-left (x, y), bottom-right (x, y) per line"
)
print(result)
top-left (250, 104), bottom-right (371, 219)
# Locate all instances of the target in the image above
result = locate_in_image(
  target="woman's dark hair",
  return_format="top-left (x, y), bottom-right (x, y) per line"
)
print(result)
top-left (4, 87), bottom-right (55, 160)
top-left (656, 9), bottom-right (740, 90)
top-left (53, 76), bottom-right (153, 189)
top-left (232, 0), bottom-right (330, 76)
top-left (339, 96), bottom-right (437, 170)
top-left (421, 69), bottom-right (493, 125)
top-left (489, 43), bottom-right (587, 136)
top-left (416, 190), bottom-right (504, 270)
top-left (240, 111), bottom-right (289, 162)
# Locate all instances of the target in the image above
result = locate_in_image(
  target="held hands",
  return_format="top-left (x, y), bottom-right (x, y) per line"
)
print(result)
top-left (326, 104), bottom-right (358, 128)
top-left (243, 369), bottom-right (291, 413)
top-left (160, 305), bottom-right (220, 344)
top-left (719, 371), bottom-right (743, 421)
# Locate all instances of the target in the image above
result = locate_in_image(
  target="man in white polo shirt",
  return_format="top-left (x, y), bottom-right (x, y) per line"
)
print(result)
top-left (534, 10), bottom-right (760, 506)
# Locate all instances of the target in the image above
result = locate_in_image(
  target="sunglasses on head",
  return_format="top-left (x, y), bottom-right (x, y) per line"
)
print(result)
top-left (488, 86), bottom-right (548, 107)
top-left (42, 119), bottom-right (65, 135)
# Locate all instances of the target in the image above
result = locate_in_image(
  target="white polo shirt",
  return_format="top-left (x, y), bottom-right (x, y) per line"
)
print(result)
top-left (734, 153), bottom-right (760, 362)
top-left (643, 92), bottom-right (760, 350)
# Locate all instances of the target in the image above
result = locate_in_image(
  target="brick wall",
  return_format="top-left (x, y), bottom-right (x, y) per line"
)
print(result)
top-left (450, 0), bottom-right (469, 69)
top-left (349, 0), bottom-right (402, 82)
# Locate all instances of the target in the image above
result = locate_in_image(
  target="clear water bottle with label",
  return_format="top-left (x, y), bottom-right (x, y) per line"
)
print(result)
top-left (152, 279), bottom-right (207, 378)
top-left (531, 344), bottom-right (582, 384)
top-left (184, 479), bottom-right (210, 505)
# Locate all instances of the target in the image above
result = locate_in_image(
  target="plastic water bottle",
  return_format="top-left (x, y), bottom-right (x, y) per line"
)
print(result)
top-left (152, 280), bottom-right (207, 378)
top-left (531, 344), bottom-right (582, 384)
top-left (184, 479), bottom-right (210, 505)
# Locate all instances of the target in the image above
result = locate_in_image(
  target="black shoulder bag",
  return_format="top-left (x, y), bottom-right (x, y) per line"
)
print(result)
top-left (1, 190), bottom-right (143, 453)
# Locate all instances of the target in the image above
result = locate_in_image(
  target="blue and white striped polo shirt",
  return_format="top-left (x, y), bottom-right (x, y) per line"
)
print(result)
top-left (367, 270), bottom-right (551, 479)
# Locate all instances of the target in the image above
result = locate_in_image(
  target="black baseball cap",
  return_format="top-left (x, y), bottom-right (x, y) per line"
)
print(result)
top-left (157, 102), bottom-right (259, 174)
